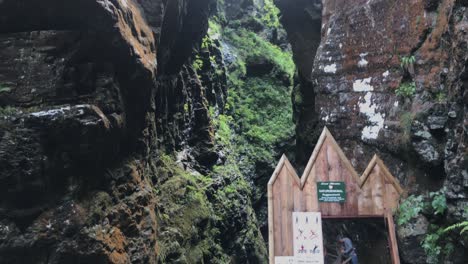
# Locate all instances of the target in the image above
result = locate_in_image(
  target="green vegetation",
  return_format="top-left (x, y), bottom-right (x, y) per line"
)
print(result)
top-left (396, 190), bottom-right (458, 263)
top-left (0, 106), bottom-right (17, 116)
top-left (421, 225), bottom-right (454, 264)
top-left (397, 195), bottom-right (424, 225)
top-left (193, 54), bottom-right (204, 72)
top-left (225, 28), bottom-right (295, 80)
top-left (0, 84), bottom-right (11, 93)
top-left (435, 92), bottom-right (447, 103)
top-left (400, 55), bottom-right (416, 69)
top-left (155, 153), bottom-right (230, 263)
top-left (395, 81), bottom-right (416, 98)
top-left (444, 221), bottom-right (468, 235)
top-left (419, 219), bottom-right (468, 263)
top-left (261, 0), bottom-right (281, 28)
top-left (429, 190), bottom-right (447, 215)
top-left (208, 19), bottom-right (222, 38)
top-left (397, 191), bottom-right (447, 225)
top-left (158, 1), bottom-right (292, 261)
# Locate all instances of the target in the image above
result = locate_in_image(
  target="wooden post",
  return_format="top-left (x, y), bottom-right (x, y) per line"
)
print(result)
top-left (386, 212), bottom-right (400, 264)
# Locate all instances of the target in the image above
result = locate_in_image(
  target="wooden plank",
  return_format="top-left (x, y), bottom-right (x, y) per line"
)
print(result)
top-left (273, 167), bottom-right (283, 256)
top-left (385, 183), bottom-right (400, 214)
top-left (343, 165), bottom-right (360, 216)
top-left (303, 164), bottom-right (319, 212)
top-left (293, 176), bottom-right (303, 212)
top-left (280, 167), bottom-right (293, 256)
top-left (370, 165), bottom-right (385, 215)
top-left (316, 141), bottom-right (330, 216)
top-left (326, 137), bottom-right (342, 216)
top-left (300, 128), bottom-right (329, 186)
top-left (268, 183), bottom-right (274, 264)
top-left (358, 177), bottom-right (373, 215)
top-left (376, 157), bottom-right (404, 194)
top-left (386, 213), bottom-right (401, 264)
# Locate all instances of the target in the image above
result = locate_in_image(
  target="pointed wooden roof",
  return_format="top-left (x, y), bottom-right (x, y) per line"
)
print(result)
top-left (268, 154), bottom-right (300, 187)
top-left (300, 127), bottom-right (361, 186)
top-left (361, 154), bottom-right (404, 194)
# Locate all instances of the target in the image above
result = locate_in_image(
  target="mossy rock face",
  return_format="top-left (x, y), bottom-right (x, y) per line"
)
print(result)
top-left (155, 154), bottom-right (230, 263)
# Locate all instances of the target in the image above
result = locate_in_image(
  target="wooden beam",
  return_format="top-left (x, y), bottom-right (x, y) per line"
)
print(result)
top-left (386, 212), bottom-right (401, 264)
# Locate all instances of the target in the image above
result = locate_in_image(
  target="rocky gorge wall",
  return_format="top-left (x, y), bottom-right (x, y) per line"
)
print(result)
top-left (0, 0), bottom-right (293, 263)
top-left (0, 0), bottom-right (466, 263)
top-left (276, 0), bottom-right (467, 263)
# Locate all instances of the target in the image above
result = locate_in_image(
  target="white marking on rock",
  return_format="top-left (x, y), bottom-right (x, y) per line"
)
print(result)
top-left (323, 64), bottom-right (337, 73)
top-left (327, 27), bottom-right (331, 35)
top-left (30, 105), bottom-right (87, 118)
top-left (359, 92), bottom-right (385, 140)
top-left (358, 53), bottom-right (368, 67)
top-left (353, 77), bottom-right (373, 92)
top-left (394, 101), bottom-right (399, 107)
top-left (339, 43), bottom-right (343, 49)
top-left (382, 70), bottom-right (390, 78)
top-left (358, 58), bottom-right (368, 67)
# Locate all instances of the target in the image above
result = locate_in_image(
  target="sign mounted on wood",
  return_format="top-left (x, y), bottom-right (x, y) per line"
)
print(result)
top-left (317, 181), bottom-right (346, 203)
top-left (293, 212), bottom-right (324, 263)
top-left (274, 256), bottom-right (294, 264)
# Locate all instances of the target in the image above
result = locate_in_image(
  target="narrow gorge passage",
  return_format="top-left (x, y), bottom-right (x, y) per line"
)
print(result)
top-left (0, 0), bottom-right (467, 264)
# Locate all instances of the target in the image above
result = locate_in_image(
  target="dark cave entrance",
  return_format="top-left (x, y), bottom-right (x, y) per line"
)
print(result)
top-left (322, 217), bottom-right (392, 264)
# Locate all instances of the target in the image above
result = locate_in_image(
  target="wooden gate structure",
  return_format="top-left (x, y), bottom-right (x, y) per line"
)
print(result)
top-left (268, 127), bottom-right (404, 263)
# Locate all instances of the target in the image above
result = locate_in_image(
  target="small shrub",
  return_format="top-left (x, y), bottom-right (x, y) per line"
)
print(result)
top-left (261, 0), bottom-right (281, 28)
top-left (193, 55), bottom-right (204, 71)
top-left (208, 19), bottom-right (222, 38)
top-left (400, 55), bottom-right (416, 69)
top-left (429, 191), bottom-right (447, 215)
top-left (397, 195), bottom-right (424, 225)
top-left (435, 92), bottom-right (447, 103)
top-left (0, 106), bottom-right (17, 116)
top-left (421, 226), bottom-right (444, 264)
top-left (421, 225), bottom-right (456, 264)
top-left (396, 82), bottom-right (416, 98)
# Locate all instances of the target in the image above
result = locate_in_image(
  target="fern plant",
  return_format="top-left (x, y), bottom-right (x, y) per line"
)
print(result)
top-left (429, 191), bottom-right (447, 215)
top-left (400, 55), bottom-right (416, 68)
top-left (397, 195), bottom-right (424, 225)
top-left (0, 84), bottom-right (11, 93)
top-left (443, 221), bottom-right (468, 235)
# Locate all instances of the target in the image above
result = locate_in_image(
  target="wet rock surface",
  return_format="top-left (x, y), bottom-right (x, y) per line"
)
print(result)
top-left (276, 0), bottom-right (467, 262)
top-left (0, 0), bottom-right (466, 263)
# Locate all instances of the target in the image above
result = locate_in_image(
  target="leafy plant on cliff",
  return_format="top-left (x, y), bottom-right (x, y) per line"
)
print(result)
top-left (261, 0), bottom-right (281, 28)
top-left (0, 84), bottom-right (11, 93)
top-left (444, 221), bottom-right (468, 235)
top-left (400, 55), bottom-right (416, 69)
top-left (429, 190), bottom-right (447, 215)
top-left (435, 92), bottom-right (447, 103)
top-left (193, 55), bottom-right (204, 72)
top-left (395, 81), bottom-right (416, 98)
top-left (421, 226), bottom-right (453, 264)
top-left (225, 28), bottom-right (295, 80)
top-left (397, 194), bottom-right (424, 225)
top-left (155, 154), bottom-right (230, 263)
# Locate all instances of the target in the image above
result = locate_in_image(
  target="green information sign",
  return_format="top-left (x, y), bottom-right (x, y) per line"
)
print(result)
top-left (317, 181), bottom-right (346, 203)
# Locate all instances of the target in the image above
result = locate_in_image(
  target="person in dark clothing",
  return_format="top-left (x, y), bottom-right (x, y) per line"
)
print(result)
top-left (338, 235), bottom-right (358, 264)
